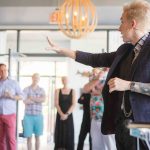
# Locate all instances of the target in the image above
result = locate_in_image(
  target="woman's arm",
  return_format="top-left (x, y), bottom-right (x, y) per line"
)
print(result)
top-left (54, 89), bottom-right (68, 120)
top-left (83, 79), bottom-right (99, 93)
top-left (54, 89), bottom-right (65, 116)
top-left (66, 89), bottom-right (76, 115)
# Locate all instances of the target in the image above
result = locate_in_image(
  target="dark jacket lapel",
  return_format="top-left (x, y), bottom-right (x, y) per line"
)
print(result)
top-left (106, 44), bottom-right (133, 82)
top-left (102, 44), bottom-right (134, 96)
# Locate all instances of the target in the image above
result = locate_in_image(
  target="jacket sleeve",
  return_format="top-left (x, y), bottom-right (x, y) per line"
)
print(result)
top-left (78, 93), bottom-right (91, 104)
top-left (75, 51), bottom-right (116, 68)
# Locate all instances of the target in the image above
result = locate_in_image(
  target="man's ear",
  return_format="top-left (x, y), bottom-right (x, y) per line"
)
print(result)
top-left (132, 19), bottom-right (137, 29)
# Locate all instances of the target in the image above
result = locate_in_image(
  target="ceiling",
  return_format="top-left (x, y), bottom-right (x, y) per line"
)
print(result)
top-left (0, 0), bottom-right (132, 7)
top-left (0, 0), bottom-right (150, 27)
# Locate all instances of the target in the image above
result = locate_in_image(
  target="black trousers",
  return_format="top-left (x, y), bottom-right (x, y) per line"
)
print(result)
top-left (115, 112), bottom-right (149, 150)
top-left (77, 119), bottom-right (92, 150)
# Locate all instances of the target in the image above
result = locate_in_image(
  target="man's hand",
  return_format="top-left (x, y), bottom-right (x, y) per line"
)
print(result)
top-left (46, 37), bottom-right (61, 53)
top-left (27, 96), bottom-right (35, 104)
top-left (4, 90), bottom-right (13, 99)
top-left (108, 77), bottom-right (131, 93)
top-left (26, 98), bottom-right (35, 104)
top-left (46, 37), bottom-right (76, 59)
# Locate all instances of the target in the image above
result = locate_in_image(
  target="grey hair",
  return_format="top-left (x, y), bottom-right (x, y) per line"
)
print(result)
top-left (123, 0), bottom-right (150, 31)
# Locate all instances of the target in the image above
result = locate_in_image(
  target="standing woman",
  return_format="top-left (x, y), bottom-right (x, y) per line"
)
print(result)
top-left (54, 76), bottom-right (76, 150)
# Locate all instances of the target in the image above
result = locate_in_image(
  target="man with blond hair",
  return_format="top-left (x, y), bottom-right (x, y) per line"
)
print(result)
top-left (47, 0), bottom-right (150, 149)
top-left (23, 73), bottom-right (45, 150)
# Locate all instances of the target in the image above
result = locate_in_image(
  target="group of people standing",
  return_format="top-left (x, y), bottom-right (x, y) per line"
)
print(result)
top-left (76, 68), bottom-right (116, 150)
top-left (47, 0), bottom-right (150, 150)
top-left (0, 63), bottom-right (45, 150)
top-left (1, 0), bottom-right (150, 150)
top-left (54, 68), bottom-right (116, 150)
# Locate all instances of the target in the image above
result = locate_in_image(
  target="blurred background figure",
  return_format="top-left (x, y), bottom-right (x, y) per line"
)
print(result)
top-left (77, 92), bottom-right (92, 150)
top-left (23, 73), bottom-right (46, 150)
top-left (54, 76), bottom-right (76, 150)
top-left (84, 68), bottom-right (116, 150)
top-left (0, 63), bottom-right (23, 150)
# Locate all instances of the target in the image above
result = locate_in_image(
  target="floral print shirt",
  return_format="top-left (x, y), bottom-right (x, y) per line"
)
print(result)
top-left (90, 78), bottom-right (106, 121)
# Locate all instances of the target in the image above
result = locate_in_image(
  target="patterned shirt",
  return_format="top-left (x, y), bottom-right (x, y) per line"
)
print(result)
top-left (0, 78), bottom-right (23, 115)
top-left (132, 33), bottom-right (149, 63)
top-left (90, 75), bottom-right (107, 121)
top-left (23, 85), bottom-right (45, 115)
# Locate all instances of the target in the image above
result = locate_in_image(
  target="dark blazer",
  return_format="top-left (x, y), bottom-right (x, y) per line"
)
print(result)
top-left (76, 34), bottom-right (150, 135)
top-left (78, 93), bottom-right (91, 125)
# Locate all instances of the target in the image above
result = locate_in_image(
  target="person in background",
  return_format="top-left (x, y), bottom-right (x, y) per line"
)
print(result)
top-left (0, 63), bottom-right (23, 150)
top-left (46, 0), bottom-right (150, 149)
top-left (54, 76), bottom-right (76, 150)
top-left (77, 92), bottom-right (92, 150)
top-left (23, 73), bottom-right (45, 150)
top-left (84, 68), bottom-right (116, 150)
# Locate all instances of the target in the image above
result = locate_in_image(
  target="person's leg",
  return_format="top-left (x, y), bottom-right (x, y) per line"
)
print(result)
top-left (35, 136), bottom-right (40, 150)
top-left (4, 114), bottom-right (16, 150)
top-left (23, 115), bottom-right (34, 150)
top-left (90, 119), bottom-right (104, 150)
top-left (0, 115), bottom-right (6, 150)
top-left (89, 133), bottom-right (92, 150)
top-left (102, 134), bottom-right (116, 150)
top-left (34, 115), bottom-right (43, 150)
top-left (91, 121), bottom-right (116, 150)
top-left (115, 115), bottom-right (136, 150)
top-left (27, 137), bottom-right (32, 150)
top-left (77, 121), bottom-right (88, 150)
top-left (23, 115), bottom-right (33, 137)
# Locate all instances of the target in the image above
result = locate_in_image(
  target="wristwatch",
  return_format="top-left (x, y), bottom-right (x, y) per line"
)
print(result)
top-left (130, 82), bottom-right (135, 91)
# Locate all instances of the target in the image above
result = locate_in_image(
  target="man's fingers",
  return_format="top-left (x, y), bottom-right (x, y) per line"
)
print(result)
top-left (109, 87), bottom-right (116, 93)
top-left (108, 78), bottom-right (115, 85)
top-left (108, 78), bottom-right (117, 93)
top-left (108, 80), bottom-right (115, 88)
top-left (109, 84), bottom-right (115, 89)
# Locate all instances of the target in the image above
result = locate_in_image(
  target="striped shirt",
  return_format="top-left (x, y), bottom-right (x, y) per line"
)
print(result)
top-left (132, 33), bottom-right (149, 63)
top-left (23, 85), bottom-right (45, 115)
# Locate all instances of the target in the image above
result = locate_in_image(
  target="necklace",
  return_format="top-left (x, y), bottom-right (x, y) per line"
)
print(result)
top-left (121, 91), bottom-right (132, 117)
